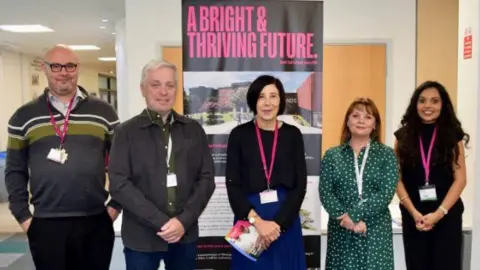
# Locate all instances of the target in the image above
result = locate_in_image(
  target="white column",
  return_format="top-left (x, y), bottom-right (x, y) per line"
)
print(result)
top-left (457, 0), bottom-right (480, 269)
top-left (122, 0), bottom-right (182, 119)
top-left (114, 18), bottom-right (130, 122)
top-left (0, 52), bottom-right (4, 151)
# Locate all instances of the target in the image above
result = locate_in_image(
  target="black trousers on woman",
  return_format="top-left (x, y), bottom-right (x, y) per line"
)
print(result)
top-left (402, 212), bottom-right (463, 270)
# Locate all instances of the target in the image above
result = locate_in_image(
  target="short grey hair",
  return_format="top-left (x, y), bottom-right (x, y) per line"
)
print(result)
top-left (140, 59), bottom-right (177, 85)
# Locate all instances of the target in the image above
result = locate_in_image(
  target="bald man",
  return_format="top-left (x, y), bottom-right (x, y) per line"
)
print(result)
top-left (4, 45), bottom-right (121, 270)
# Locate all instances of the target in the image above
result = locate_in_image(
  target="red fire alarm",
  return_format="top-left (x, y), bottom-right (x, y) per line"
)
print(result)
top-left (464, 27), bottom-right (472, 60)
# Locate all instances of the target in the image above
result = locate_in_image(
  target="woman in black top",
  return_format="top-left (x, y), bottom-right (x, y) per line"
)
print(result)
top-left (226, 75), bottom-right (307, 270)
top-left (394, 81), bottom-right (469, 270)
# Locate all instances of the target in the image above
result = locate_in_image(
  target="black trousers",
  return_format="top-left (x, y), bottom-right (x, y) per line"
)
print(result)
top-left (27, 211), bottom-right (115, 270)
top-left (402, 212), bottom-right (463, 270)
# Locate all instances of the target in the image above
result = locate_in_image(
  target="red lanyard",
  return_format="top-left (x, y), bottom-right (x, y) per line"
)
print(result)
top-left (46, 95), bottom-right (75, 148)
top-left (254, 120), bottom-right (278, 190)
top-left (419, 127), bottom-right (437, 185)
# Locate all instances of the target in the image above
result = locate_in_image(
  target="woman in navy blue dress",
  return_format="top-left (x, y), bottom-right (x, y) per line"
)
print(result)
top-left (226, 75), bottom-right (307, 270)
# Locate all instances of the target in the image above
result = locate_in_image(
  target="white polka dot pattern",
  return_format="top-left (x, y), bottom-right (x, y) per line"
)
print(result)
top-left (319, 141), bottom-right (399, 270)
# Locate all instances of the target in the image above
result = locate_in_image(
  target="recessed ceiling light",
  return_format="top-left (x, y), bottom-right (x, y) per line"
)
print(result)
top-left (112, 32), bottom-right (116, 35)
top-left (98, 57), bottom-right (116, 61)
top-left (102, 19), bottom-right (109, 22)
top-left (68, 45), bottom-right (101, 51)
top-left (0, 24), bottom-right (54, 33)
top-left (100, 26), bottom-right (106, 29)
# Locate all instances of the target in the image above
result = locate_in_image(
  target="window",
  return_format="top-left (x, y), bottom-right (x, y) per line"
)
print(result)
top-left (98, 75), bottom-right (117, 111)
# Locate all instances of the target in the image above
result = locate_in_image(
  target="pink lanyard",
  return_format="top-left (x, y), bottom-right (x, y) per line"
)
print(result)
top-left (419, 127), bottom-right (437, 185)
top-left (254, 120), bottom-right (278, 190)
top-left (46, 95), bottom-right (75, 148)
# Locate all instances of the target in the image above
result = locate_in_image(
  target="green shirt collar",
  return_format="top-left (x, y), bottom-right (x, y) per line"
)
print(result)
top-left (146, 109), bottom-right (174, 126)
top-left (341, 138), bottom-right (380, 151)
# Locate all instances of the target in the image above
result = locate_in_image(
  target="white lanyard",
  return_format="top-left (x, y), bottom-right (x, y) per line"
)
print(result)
top-left (353, 143), bottom-right (370, 199)
top-left (167, 134), bottom-right (172, 171)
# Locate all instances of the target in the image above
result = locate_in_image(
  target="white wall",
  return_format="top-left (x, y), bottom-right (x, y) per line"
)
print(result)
top-left (0, 49), bottom-right (106, 151)
top-left (457, 0), bottom-right (480, 268)
top-left (0, 50), bottom-right (23, 151)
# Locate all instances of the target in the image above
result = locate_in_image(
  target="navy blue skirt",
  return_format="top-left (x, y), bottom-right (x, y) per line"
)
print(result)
top-left (231, 187), bottom-right (306, 270)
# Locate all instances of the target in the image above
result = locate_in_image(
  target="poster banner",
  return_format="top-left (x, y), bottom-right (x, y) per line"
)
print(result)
top-left (182, 0), bottom-right (323, 269)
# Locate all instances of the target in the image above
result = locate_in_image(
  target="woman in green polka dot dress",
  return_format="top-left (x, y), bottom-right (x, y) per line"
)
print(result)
top-left (319, 98), bottom-right (399, 270)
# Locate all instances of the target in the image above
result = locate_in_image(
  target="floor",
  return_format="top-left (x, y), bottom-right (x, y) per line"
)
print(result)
top-left (0, 203), bottom-right (21, 234)
top-left (0, 232), bottom-right (132, 270)
top-left (0, 203), bottom-right (164, 270)
top-left (0, 203), bottom-right (472, 270)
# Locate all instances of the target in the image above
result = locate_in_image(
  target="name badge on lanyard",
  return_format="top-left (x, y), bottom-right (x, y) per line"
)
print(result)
top-left (255, 120), bottom-right (279, 204)
top-left (354, 143), bottom-right (370, 204)
top-left (165, 134), bottom-right (178, 187)
top-left (418, 127), bottom-right (438, 202)
top-left (46, 95), bottom-right (75, 164)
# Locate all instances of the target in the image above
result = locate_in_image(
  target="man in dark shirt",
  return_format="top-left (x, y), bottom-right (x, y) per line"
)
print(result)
top-left (5, 44), bottom-right (120, 270)
top-left (108, 59), bottom-right (215, 270)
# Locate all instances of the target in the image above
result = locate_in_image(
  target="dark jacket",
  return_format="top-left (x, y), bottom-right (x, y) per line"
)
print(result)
top-left (108, 109), bottom-right (215, 251)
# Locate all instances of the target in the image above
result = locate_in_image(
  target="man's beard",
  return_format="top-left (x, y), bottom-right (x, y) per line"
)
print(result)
top-left (50, 80), bottom-right (74, 96)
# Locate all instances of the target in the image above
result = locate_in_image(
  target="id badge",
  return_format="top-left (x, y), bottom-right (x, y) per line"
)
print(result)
top-left (167, 174), bottom-right (178, 187)
top-left (260, 190), bottom-right (278, 204)
top-left (419, 184), bottom-right (437, 201)
top-left (47, 148), bottom-right (68, 164)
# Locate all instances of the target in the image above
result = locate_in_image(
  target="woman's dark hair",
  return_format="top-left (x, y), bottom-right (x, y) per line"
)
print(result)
top-left (246, 75), bottom-right (286, 115)
top-left (397, 80), bottom-right (469, 168)
top-left (341, 97), bottom-right (382, 144)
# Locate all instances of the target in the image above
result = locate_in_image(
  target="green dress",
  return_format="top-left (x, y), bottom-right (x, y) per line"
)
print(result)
top-left (319, 141), bottom-right (398, 270)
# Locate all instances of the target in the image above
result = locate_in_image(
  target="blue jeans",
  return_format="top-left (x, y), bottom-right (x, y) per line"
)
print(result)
top-left (124, 243), bottom-right (197, 270)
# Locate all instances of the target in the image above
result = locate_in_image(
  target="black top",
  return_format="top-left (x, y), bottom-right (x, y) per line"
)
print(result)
top-left (394, 123), bottom-right (464, 216)
top-left (225, 120), bottom-right (307, 231)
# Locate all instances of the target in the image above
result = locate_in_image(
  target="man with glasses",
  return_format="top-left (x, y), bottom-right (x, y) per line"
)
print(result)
top-left (4, 44), bottom-right (120, 270)
top-left (108, 59), bottom-right (215, 270)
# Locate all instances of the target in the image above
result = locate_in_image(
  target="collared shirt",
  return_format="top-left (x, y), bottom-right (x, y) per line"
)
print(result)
top-left (48, 87), bottom-right (84, 115)
top-left (146, 109), bottom-right (177, 214)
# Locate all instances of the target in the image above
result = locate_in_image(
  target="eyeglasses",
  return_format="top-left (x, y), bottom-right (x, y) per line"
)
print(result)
top-left (45, 62), bottom-right (78, 73)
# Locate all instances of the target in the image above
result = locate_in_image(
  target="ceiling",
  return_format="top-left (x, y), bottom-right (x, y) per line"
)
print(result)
top-left (0, 0), bottom-right (125, 72)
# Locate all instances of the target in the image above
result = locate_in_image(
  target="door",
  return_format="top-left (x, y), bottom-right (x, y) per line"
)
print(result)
top-left (322, 44), bottom-right (386, 154)
top-left (163, 47), bottom-right (184, 114)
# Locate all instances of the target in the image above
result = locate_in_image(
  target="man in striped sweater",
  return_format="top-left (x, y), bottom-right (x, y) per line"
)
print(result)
top-left (4, 44), bottom-right (120, 270)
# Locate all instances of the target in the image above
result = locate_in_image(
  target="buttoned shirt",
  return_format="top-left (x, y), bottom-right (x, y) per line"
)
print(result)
top-left (48, 87), bottom-right (84, 115)
top-left (146, 109), bottom-right (177, 215)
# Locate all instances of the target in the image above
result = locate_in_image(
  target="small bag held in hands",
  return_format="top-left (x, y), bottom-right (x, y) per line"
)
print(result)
top-left (225, 220), bottom-right (265, 261)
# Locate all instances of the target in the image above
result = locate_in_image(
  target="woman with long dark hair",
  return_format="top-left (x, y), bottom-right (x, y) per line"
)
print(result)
top-left (394, 81), bottom-right (469, 270)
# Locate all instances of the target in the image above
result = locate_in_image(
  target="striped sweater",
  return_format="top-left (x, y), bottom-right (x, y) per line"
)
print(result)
top-left (5, 87), bottom-right (120, 223)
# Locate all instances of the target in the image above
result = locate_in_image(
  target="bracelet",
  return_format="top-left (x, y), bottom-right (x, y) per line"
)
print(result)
top-left (399, 195), bottom-right (409, 202)
top-left (439, 205), bottom-right (448, 215)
